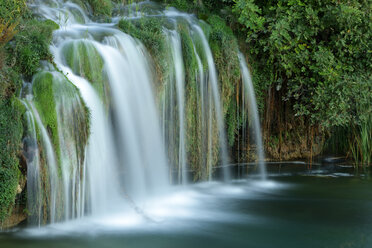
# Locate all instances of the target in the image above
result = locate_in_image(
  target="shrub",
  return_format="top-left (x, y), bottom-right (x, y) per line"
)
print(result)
top-left (87, 0), bottom-right (113, 16)
top-left (12, 19), bottom-right (59, 78)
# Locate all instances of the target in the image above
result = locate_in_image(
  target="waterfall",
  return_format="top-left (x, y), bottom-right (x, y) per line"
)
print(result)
top-left (21, 98), bottom-right (42, 226)
top-left (20, 0), bottom-right (266, 225)
top-left (27, 100), bottom-right (59, 223)
top-left (166, 29), bottom-right (188, 184)
top-left (238, 53), bottom-right (267, 179)
top-left (192, 24), bottom-right (230, 180)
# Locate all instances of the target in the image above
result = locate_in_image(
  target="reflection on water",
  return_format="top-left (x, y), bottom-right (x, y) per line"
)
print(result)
top-left (1, 163), bottom-right (372, 248)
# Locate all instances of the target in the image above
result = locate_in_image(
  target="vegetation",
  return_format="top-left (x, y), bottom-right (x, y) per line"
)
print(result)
top-left (62, 40), bottom-right (109, 104)
top-left (0, 0), bottom-right (371, 224)
top-left (159, 0), bottom-right (371, 165)
top-left (87, 0), bottom-right (113, 16)
top-left (0, 0), bottom-right (59, 222)
top-left (0, 0), bottom-right (27, 223)
top-left (118, 16), bottom-right (171, 86)
top-left (206, 14), bottom-right (241, 146)
top-left (231, 0), bottom-right (371, 164)
top-left (32, 72), bottom-right (60, 163)
top-left (0, 97), bottom-right (24, 222)
top-left (11, 19), bottom-right (59, 79)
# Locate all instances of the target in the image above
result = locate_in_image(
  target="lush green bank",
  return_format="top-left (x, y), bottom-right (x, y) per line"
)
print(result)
top-left (157, 0), bottom-right (371, 164)
top-left (0, 0), bottom-right (58, 225)
top-left (0, 0), bottom-right (84, 225)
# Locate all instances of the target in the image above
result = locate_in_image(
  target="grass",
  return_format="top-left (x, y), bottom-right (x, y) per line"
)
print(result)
top-left (87, 0), bottom-right (113, 17)
top-left (350, 113), bottom-right (372, 167)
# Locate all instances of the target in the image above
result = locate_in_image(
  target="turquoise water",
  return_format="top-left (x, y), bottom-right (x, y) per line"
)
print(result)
top-left (1, 163), bottom-right (371, 248)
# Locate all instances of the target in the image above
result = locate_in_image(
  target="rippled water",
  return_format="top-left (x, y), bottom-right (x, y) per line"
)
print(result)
top-left (1, 163), bottom-right (371, 248)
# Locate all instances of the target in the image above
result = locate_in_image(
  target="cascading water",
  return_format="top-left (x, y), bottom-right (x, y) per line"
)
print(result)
top-left (166, 29), bottom-right (188, 184)
top-left (21, 0), bottom-right (266, 226)
top-left (23, 98), bottom-right (60, 224)
top-left (158, 11), bottom-right (231, 181)
top-left (21, 95), bottom-right (42, 226)
top-left (192, 24), bottom-right (230, 180)
top-left (238, 53), bottom-right (267, 179)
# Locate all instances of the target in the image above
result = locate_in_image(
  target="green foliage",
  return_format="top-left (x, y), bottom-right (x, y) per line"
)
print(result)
top-left (160, 0), bottom-right (234, 14)
top-left (32, 72), bottom-right (60, 158)
top-left (161, 0), bottom-right (194, 11)
top-left (351, 113), bottom-right (372, 166)
top-left (232, 0), bottom-right (264, 34)
top-left (207, 15), bottom-right (241, 146)
top-left (233, 0), bottom-right (371, 127)
top-left (0, 97), bottom-right (24, 221)
top-left (0, 0), bottom-right (27, 23)
top-left (87, 0), bottom-right (113, 16)
top-left (62, 40), bottom-right (108, 103)
top-left (11, 19), bottom-right (59, 78)
top-left (0, 0), bottom-right (70, 222)
top-left (0, 0), bottom-right (27, 48)
top-left (118, 17), bottom-right (170, 83)
top-left (232, 0), bottom-right (371, 161)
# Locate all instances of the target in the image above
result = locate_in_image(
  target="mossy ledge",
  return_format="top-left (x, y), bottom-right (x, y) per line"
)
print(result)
top-left (61, 40), bottom-right (109, 106)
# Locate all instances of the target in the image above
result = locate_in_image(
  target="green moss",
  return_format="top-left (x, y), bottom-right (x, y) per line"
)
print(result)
top-left (87, 0), bottom-right (112, 17)
top-left (160, 0), bottom-right (198, 12)
top-left (178, 21), bottom-right (198, 88)
top-left (32, 72), bottom-right (60, 164)
top-left (118, 17), bottom-right (170, 87)
top-left (0, 3), bottom-right (59, 222)
top-left (62, 40), bottom-right (108, 104)
top-left (11, 19), bottom-right (59, 79)
top-left (178, 21), bottom-right (202, 178)
top-left (52, 71), bottom-right (91, 164)
top-left (69, 0), bottom-right (87, 10)
top-left (207, 14), bottom-right (241, 146)
top-left (0, 97), bottom-right (24, 222)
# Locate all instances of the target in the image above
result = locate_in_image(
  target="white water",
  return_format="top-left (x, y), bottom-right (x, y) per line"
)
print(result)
top-left (193, 24), bottom-right (230, 180)
top-left (95, 32), bottom-right (169, 199)
top-left (167, 29), bottom-right (188, 184)
top-left (193, 42), bottom-right (208, 179)
top-left (57, 65), bottom-right (123, 216)
top-left (52, 72), bottom-right (88, 220)
top-left (238, 53), bottom-right (267, 179)
top-left (21, 0), bottom-right (266, 226)
top-left (21, 98), bottom-right (42, 226)
top-left (27, 99), bottom-right (59, 223)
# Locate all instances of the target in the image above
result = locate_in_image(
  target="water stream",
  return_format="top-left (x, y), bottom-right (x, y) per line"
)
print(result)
top-left (18, 0), bottom-right (266, 226)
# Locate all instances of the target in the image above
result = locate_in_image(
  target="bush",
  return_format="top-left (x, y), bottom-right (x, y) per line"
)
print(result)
top-left (11, 19), bottom-right (59, 78)
top-left (207, 15), bottom-right (240, 146)
top-left (0, 97), bottom-right (24, 221)
top-left (0, 0), bottom-right (27, 47)
top-left (87, 0), bottom-right (113, 16)
top-left (233, 0), bottom-right (371, 127)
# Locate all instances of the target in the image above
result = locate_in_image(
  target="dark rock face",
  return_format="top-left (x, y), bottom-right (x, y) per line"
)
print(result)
top-left (1, 207), bottom-right (27, 229)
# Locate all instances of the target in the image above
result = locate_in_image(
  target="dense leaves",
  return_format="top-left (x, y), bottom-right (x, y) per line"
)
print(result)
top-left (0, 0), bottom-right (58, 221)
top-left (233, 0), bottom-right (371, 128)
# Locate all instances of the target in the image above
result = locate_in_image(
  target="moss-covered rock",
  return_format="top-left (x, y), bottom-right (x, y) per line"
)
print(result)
top-left (87, 0), bottom-right (112, 17)
top-left (61, 40), bottom-right (109, 105)
top-left (0, 97), bottom-right (25, 223)
top-left (207, 15), bottom-right (241, 147)
top-left (12, 19), bottom-right (59, 79)
top-left (118, 16), bottom-right (171, 90)
top-left (32, 72), bottom-right (60, 157)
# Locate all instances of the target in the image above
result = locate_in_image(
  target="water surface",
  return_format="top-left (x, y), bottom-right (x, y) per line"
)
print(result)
top-left (1, 163), bottom-right (371, 248)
